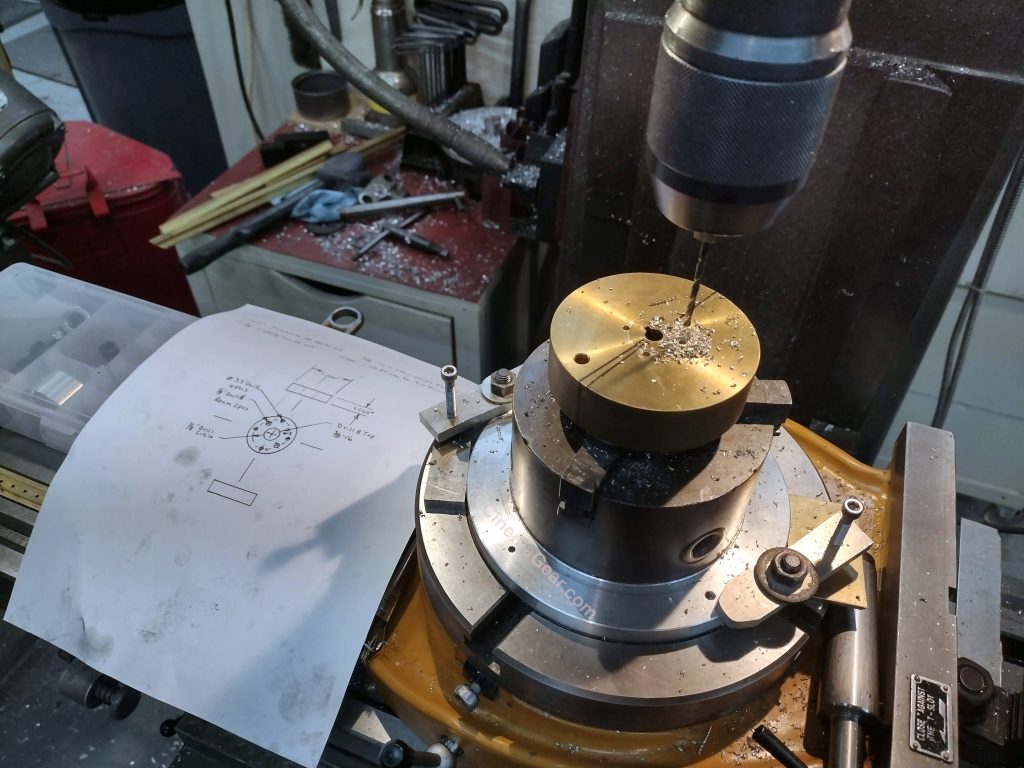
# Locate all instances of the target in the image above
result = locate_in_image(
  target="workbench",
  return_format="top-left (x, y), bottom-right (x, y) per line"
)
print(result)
top-left (178, 130), bottom-right (529, 382)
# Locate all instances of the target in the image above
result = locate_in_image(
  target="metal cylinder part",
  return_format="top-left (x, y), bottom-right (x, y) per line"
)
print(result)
top-left (404, 40), bottom-right (466, 107)
top-left (371, 0), bottom-right (416, 95)
top-left (292, 70), bottom-right (351, 120)
top-left (645, 0), bottom-right (852, 236)
top-left (828, 716), bottom-right (862, 768)
top-left (818, 556), bottom-right (879, 768)
top-left (510, 342), bottom-right (772, 583)
top-left (546, 272), bottom-right (760, 452)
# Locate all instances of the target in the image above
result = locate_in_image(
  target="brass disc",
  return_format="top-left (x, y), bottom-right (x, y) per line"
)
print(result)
top-left (548, 272), bottom-right (760, 451)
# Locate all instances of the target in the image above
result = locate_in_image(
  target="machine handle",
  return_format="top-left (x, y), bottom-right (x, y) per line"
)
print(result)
top-left (179, 182), bottom-right (320, 275)
top-left (752, 725), bottom-right (809, 768)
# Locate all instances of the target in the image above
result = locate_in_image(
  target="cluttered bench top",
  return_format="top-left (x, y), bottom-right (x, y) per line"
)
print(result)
top-left (170, 126), bottom-right (519, 305)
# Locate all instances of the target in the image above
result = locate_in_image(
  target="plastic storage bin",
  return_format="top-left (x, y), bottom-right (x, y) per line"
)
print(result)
top-left (0, 263), bottom-right (194, 451)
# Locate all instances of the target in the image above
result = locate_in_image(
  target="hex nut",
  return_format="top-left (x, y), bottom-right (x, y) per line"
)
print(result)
top-left (453, 683), bottom-right (479, 711)
top-left (489, 368), bottom-right (516, 397)
top-left (770, 549), bottom-right (808, 584)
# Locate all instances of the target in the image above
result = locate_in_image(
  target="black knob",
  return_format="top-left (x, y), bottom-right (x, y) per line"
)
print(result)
top-left (379, 740), bottom-right (441, 767)
top-left (160, 717), bottom-right (180, 738)
top-left (958, 657), bottom-right (995, 722)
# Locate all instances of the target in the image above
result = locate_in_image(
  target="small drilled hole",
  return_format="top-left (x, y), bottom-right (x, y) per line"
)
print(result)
top-left (622, 324), bottom-right (630, 331)
top-left (508, 545), bottom-right (516, 553)
top-left (705, 590), bottom-right (716, 600)
top-left (644, 326), bottom-right (664, 342)
top-left (574, 353), bottom-right (590, 364)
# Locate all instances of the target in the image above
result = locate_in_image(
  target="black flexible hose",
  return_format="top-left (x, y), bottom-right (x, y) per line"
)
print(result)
top-left (276, 0), bottom-right (510, 174)
top-left (931, 138), bottom-right (1024, 428)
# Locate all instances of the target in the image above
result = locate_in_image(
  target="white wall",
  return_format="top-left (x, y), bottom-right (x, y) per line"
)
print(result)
top-left (186, 0), bottom-right (572, 165)
top-left (875, 173), bottom-right (1024, 509)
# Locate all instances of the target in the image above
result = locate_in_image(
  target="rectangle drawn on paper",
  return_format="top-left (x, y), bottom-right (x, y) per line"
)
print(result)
top-left (207, 479), bottom-right (257, 506)
top-left (286, 383), bottom-right (331, 403)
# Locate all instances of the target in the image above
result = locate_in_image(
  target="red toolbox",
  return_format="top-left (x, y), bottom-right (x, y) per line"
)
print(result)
top-left (9, 121), bottom-right (197, 314)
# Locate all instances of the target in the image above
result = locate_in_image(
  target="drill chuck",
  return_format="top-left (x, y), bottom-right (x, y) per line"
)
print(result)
top-left (645, 0), bottom-right (852, 237)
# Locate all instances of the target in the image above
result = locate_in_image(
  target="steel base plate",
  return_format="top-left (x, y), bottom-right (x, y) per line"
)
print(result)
top-left (416, 421), bottom-right (830, 731)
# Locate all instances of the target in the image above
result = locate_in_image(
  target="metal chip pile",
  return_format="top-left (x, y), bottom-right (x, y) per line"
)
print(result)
top-left (645, 315), bottom-right (715, 361)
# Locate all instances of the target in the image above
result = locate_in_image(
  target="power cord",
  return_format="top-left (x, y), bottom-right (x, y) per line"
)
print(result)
top-left (931, 138), bottom-right (1024, 428)
top-left (225, 0), bottom-right (265, 141)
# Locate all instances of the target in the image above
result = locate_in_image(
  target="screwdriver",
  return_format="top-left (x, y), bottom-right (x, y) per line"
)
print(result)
top-left (683, 236), bottom-right (713, 326)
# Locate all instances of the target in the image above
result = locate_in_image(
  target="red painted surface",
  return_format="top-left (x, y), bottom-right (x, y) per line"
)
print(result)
top-left (184, 131), bottom-right (519, 304)
top-left (10, 121), bottom-right (197, 314)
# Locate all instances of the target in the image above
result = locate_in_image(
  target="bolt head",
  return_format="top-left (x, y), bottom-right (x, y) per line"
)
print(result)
top-left (771, 550), bottom-right (808, 584)
top-left (842, 498), bottom-right (864, 520)
top-left (453, 683), bottom-right (479, 711)
top-left (958, 663), bottom-right (989, 695)
top-left (441, 365), bottom-right (458, 383)
top-left (489, 368), bottom-right (515, 396)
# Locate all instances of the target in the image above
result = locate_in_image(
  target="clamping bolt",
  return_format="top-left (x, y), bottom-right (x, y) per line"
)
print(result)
top-left (441, 365), bottom-right (458, 421)
top-left (831, 498), bottom-right (865, 546)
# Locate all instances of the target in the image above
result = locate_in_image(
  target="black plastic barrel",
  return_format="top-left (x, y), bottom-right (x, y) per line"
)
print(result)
top-left (40, 0), bottom-right (227, 194)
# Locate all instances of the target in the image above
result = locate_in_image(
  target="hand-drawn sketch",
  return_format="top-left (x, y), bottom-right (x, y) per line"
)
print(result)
top-left (192, 366), bottom-right (379, 505)
top-left (246, 415), bottom-right (297, 454)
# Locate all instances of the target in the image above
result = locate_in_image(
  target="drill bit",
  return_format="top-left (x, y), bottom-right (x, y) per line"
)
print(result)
top-left (683, 237), bottom-right (712, 326)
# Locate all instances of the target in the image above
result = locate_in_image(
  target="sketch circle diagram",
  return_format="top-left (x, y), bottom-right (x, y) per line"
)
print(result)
top-left (247, 416), bottom-right (297, 454)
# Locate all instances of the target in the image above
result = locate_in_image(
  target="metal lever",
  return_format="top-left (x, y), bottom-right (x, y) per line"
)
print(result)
top-left (717, 498), bottom-right (873, 628)
top-left (338, 190), bottom-right (465, 219)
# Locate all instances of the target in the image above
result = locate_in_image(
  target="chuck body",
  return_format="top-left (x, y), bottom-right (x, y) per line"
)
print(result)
top-left (646, 0), bottom-right (852, 236)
